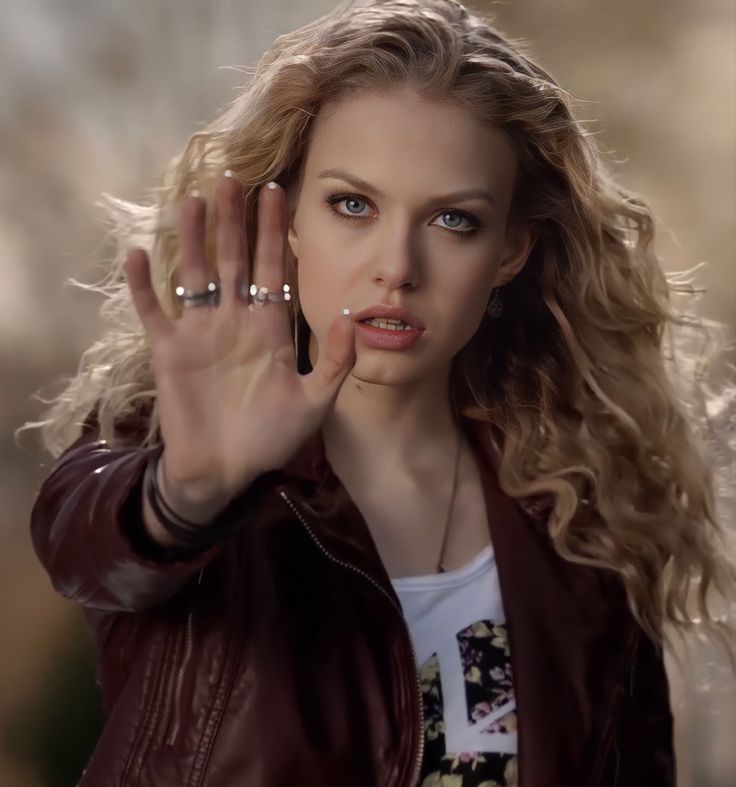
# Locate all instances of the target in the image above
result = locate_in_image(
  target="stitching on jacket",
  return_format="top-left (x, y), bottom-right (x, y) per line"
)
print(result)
top-left (589, 626), bottom-right (641, 786)
top-left (153, 619), bottom-right (186, 749)
top-left (186, 581), bottom-right (246, 786)
top-left (120, 627), bottom-right (173, 784)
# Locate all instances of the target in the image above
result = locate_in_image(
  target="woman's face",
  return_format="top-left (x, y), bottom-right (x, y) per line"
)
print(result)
top-left (287, 87), bottom-right (535, 386)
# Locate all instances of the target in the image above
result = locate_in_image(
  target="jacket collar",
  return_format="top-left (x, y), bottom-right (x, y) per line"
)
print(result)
top-left (275, 414), bottom-right (558, 603)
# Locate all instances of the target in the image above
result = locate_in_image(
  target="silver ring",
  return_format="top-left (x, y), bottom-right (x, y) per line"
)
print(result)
top-left (175, 282), bottom-right (291, 309)
top-left (175, 282), bottom-right (220, 308)
top-left (240, 283), bottom-right (292, 307)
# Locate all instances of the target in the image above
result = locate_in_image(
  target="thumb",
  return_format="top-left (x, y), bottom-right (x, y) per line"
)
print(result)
top-left (302, 310), bottom-right (357, 402)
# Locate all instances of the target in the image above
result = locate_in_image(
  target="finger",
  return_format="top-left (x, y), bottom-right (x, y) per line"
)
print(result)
top-left (215, 171), bottom-right (249, 307)
top-left (302, 311), bottom-right (357, 403)
top-left (177, 195), bottom-right (214, 297)
top-left (251, 181), bottom-right (287, 300)
top-left (125, 248), bottom-right (175, 340)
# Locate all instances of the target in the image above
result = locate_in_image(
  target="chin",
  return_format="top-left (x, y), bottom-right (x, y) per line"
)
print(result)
top-left (348, 351), bottom-right (431, 387)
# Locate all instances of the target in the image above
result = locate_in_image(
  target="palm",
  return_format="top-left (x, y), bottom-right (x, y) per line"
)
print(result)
top-left (125, 173), bottom-right (355, 501)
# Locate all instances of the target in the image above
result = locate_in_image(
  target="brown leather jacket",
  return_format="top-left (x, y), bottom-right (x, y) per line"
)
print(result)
top-left (30, 407), bottom-right (675, 787)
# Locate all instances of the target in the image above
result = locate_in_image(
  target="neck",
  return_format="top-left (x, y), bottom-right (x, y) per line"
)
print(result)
top-left (317, 346), bottom-right (461, 482)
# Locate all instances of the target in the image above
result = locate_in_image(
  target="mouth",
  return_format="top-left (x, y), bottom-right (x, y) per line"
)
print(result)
top-left (356, 318), bottom-right (424, 350)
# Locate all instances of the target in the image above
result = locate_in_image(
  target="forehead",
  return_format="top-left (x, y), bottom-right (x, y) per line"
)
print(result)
top-left (303, 88), bottom-right (518, 197)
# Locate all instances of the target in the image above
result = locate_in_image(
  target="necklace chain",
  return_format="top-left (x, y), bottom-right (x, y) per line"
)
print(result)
top-left (436, 427), bottom-right (463, 573)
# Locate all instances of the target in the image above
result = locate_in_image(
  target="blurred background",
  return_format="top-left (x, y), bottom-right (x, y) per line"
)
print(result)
top-left (1, 0), bottom-right (734, 784)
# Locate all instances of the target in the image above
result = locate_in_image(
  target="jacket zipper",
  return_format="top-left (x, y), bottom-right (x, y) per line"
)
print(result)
top-left (278, 489), bottom-right (425, 787)
top-left (166, 567), bottom-right (205, 745)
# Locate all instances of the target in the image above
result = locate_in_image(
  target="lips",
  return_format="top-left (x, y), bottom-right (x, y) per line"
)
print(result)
top-left (353, 303), bottom-right (424, 329)
top-left (357, 319), bottom-right (424, 350)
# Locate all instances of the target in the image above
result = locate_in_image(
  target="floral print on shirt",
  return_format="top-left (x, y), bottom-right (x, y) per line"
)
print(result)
top-left (418, 619), bottom-right (518, 787)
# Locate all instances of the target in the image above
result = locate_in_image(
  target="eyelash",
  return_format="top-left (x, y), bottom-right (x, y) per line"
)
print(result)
top-left (324, 192), bottom-right (483, 237)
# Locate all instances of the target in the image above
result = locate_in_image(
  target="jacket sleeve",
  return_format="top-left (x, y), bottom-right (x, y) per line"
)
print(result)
top-left (29, 405), bottom-right (233, 613)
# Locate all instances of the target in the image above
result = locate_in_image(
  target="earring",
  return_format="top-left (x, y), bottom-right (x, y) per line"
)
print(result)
top-left (486, 287), bottom-right (503, 318)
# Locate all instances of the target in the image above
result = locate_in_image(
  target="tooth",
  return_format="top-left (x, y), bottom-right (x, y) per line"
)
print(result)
top-left (364, 317), bottom-right (416, 331)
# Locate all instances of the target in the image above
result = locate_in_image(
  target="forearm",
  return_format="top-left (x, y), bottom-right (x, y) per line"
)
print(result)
top-left (30, 430), bottom-right (223, 613)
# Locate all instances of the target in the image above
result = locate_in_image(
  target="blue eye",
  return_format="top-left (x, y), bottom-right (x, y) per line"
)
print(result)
top-left (337, 196), bottom-right (370, 217)
top-left (324, 192), bottom-right (482, 236)
top-left (437, 211), bottom-right (468, 231)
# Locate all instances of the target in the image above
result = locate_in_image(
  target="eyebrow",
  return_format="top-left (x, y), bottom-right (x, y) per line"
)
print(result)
top-left (317, 167), bottom-right (497, 207)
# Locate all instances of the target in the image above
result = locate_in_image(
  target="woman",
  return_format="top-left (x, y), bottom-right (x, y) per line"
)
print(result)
top-left (24, 0), bottom-right (735, 785)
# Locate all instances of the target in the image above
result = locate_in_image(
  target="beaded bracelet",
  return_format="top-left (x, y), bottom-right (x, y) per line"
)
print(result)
top-left (143, 445), bottom-right (238, 551)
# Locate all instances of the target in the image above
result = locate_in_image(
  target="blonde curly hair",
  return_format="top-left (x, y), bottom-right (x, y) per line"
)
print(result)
top-left (18, 0), bottom-right (736, 670)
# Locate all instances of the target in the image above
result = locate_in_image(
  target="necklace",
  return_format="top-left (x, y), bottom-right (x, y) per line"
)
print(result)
top-left (436, 427), bottom-right (463, 573)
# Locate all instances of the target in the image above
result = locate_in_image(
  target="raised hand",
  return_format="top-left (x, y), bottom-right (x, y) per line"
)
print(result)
top-left (124, 172), bottom-right (357, 516)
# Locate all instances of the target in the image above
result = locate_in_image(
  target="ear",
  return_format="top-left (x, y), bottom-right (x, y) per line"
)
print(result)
top-left (287, 225), bottom-right (299, 260)
top-left (494, 223), bottom-right (538, 287)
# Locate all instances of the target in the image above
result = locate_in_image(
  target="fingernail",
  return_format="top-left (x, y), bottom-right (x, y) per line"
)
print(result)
top-left (224, 169), bottom-right (235, 178)
top-left (266, 181), bottom-right (280, 190)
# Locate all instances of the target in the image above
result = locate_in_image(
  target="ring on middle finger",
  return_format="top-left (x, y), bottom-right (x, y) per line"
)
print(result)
top-left (239, 283), bottom-right (292, 306)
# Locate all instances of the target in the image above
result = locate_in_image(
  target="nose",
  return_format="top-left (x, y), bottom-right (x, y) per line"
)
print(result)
top-left (370, 228), bottom-right (422, 290)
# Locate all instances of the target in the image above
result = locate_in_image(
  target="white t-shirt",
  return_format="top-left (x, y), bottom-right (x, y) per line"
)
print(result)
top-left (391, 543), bottom-right (519, 785)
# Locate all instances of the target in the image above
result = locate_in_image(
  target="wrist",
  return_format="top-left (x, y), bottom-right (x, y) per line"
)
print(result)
top-left (157, 453), bottom-right (232, 526)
